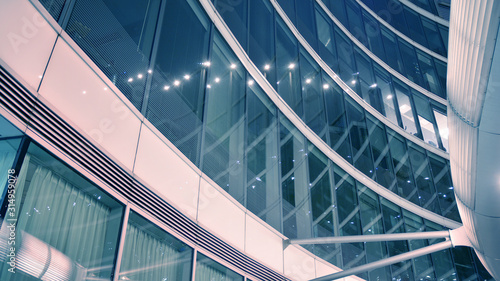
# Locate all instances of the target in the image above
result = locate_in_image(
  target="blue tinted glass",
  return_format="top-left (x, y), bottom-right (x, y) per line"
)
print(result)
top-left (249, 0), bottom-right (276, 88)
top-left (214, 0), bottom-right (248, 49)
top-left (295, 0), bottom-right (318, 51)
top-left (202, 33), bottom-right (246, 202)
top-left (276, 20), bottom-right (302, 116)
top-left (66, 0), bottom-right (162, 110)
top-left (146, 0), bottom-right (209, 166)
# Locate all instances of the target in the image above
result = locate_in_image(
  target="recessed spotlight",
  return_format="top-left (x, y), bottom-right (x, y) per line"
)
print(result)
top-left (184, 74), bottom-right (190, 80)
top-left (288, 63), bottom-right (295, 69)
top-left (82, 91), bottom-right (87, 94)
top-left (387, 94), bottom-right (393, 100)
top-left (305, 78), bottom-right (312, 84)
top-left (323, 84), bottom-right (329, 89)
top-left (137, 74), bottom-right (143, 79)
top-left (128, 78), bottom-right (133, 82)
top-left (370, 83), bottom-right (377, 88)
top-left (351, 80), bottom-right (356, 85)
top-left (174, 80), bottom-right (181, 86)
top-left (202, 61), bottom-right (211, 67)
top-left (215, 77), bottom-right (220, 83)
top-left (207, 84), bottom-right (211, 88)
top-left (163, 85), bottom-right (170, 91)
top-left (230, 64), bottom-right (237, 69)
top-left (248, 80), bottom-right (254, 86)
top-left (148, 69), bottom-right (153, 74)
top-left (264, 64), bottom-right (271, 70)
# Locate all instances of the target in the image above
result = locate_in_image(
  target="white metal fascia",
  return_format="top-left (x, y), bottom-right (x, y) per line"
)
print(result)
top-left (355, 0), bottom-right (447, 62)
top-left (199, 0), bottom-right (460, 229)
top-left (316, 0), bottom-right (448, 105)
top-left (399, 0), bottom-right (450, 27)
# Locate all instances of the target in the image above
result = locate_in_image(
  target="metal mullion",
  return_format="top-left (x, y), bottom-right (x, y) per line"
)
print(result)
top-left (112, 204), bottom-right (131, 281)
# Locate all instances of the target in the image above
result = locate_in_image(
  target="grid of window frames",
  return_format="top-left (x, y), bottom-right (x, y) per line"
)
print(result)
top-left (215, 0), bottom-right (450, 152)
top-left (275, 0), bottom-right (449, 124)
top-left (30, 0), bottom-right (492, 280)
top-left (0, 118), bottom-right (492, 281)
top-left (320, 0), bottom-right (448, 96)
top-left (0, 132), bottom-right (247, 280)
top-left (358, 0), bottom-right (450, 51)
top-left (211, 0), bottom-right (455, 217)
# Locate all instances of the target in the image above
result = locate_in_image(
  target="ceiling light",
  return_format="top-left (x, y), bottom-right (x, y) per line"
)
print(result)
top-left (128, 78), bottom-right (133, 82)
top-left (288, 63), bottom-right (295, 69)
top-left (248, 80), bottom-right (254, 86)
top-left (305, 78), bottom-right (312, 84)
top-left (386, 94), bottom-right (393, 100)
top-left (323, 84), bottom-right (329, 89)
top-left (230, 64), bottom-right (237, 69)
top-left (148, 69), bottom-right (153, 74)
top-left (264, 64), bottom-right (270, 70)
top-left (183, 74), bottom-right (190, 80)
top-left (215, 77), bottom-right (220, 83)
top-left (137, 74), bottom-right (143, 79)
top-left (202, 61), bottom-right (211, 67)
top-left (174, 80), bottom-right (181, 86)
top-left (370, 83), bottom-right (377, 88)
top-left (163, 85), bottom-right (170, 91)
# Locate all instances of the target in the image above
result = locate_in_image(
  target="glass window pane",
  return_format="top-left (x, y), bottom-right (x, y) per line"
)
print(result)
top-left (280, 116), bottom-right (311, 239)
top-left (0, 143), bottom-right (123, 280)
top-left (214, 0), bottom-right (247, 49)
top-left (0, 137), bottom-right (22, 201)
top-left (146, 0), bottom-right (210, 166)
top-left (433, 109), bottom-right (449, 151)
top-left (417, 51), bottom-right (442, 97)
top-left (413, 94), bottom-right (439, 148)
top-left (202, 33), bottom-right (246, 203)
top-left (246, 86), bottom-right (280, 231)
top-left (300, 49), bottom-right (327, 137)
top-left (394, 82), bottom-right (418, 135)
top-left (249, 0), bottom-right (276, 88)
top-left (276, 19), bottom-right (302, 116)
top-left (195, 253), bottom-right (243, 281)
top-left (66, 0), bottom-right (162, 110)
top-left (119, 211), bottom-right (193, 281)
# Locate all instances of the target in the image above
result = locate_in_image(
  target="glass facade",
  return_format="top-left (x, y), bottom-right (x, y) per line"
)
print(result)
top-left (359, 0), bottom-right (450, 49)
top-left (0, 0), bottom-right (492, 281)
top-left (214, 0), bottom-right (450, 152)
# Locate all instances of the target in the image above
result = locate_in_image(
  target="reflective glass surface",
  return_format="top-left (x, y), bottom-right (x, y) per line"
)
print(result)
top-left (0, 143), bottom-right (124, 280)
top-left (195, 253), bottom-right (243, 281)
top-left (119, 211), bottom-right (193, 281)
top-left (39, 0), bottom-right (492, 280)
top-left (357, 0), bottom-right (449, 53)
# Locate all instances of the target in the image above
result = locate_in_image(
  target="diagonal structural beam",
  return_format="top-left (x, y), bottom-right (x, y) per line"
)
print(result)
top-left (284, 230), bottom-right (450, 247)
top-left (309, 240), bottom-right (453, 281)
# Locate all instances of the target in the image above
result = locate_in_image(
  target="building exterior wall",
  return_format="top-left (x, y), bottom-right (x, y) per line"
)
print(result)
top-left (0, 0), bottom-right (494, 280)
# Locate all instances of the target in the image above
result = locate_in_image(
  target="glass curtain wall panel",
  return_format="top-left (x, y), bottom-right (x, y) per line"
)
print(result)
top-left (0, 143), bottom-right (123, 281)
top-left (118, 211), bottom-right (193, 281)
top-left (195, 253), bottom-right (243, 281)
top-left (65, 0), bottom-right (162, 110)
top-left (145, 0), bottom-right (211, 166)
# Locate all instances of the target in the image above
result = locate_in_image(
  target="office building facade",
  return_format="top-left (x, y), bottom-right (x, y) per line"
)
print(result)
top-left (0, 0), bottom-right (496, 280)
